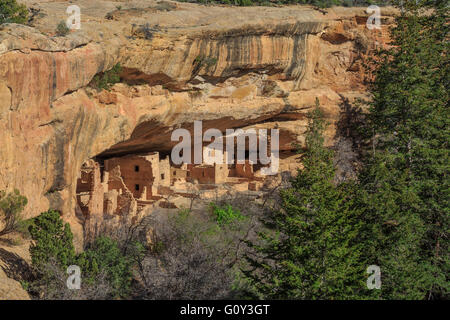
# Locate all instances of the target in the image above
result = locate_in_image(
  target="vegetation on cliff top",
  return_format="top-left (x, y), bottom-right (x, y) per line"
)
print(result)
top-left (0, 0), bottom-right (28, 25)
top-left (55, 20), bottom-right (70, 37)
top-left (177, 0), bottom-right (388, 8)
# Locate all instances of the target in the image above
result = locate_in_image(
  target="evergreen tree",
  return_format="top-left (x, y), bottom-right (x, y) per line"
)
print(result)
top-left (243, 99), bottom-right (370, 299)
top-left (76, 237), bottom-right (134, 298)
top-left (360, 0), bottom-right (449, 299)
top-left (0, 189), bottom-right (27, 236)
top-left (28, 211), bottom-right (136, 298)
top-left (29, 210), bottom-right (76, 271)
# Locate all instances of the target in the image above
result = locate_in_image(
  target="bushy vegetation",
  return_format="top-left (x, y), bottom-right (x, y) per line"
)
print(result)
top-left (55, 20), bottom-right (70, 36)
top-left (77, 237), bottom-right (134, 298)
top-left (154, 1), bottom-right (178, 11)
top-left (0, 189), bottom-right (28, 237)
top-left (28, 210), bottom-right (76, 271)
top-left (24, 206), bottom-right (254, 300)
top-left (210, 203), bottom-right (246, 225)
top-left (27, 210), bottom-right (134, 299)
top-left (194, 55), bottom-right (218, 69)
top-left (176, 0), bottom-right (388, 8)
top-left (0, 0), bottom-right (28, 25)
top-left (130, 208), bottom-right (253, 299)
top-left (90, 63), bottom-right (123, 91)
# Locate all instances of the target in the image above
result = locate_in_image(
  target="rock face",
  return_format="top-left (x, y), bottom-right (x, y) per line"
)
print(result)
top-left (0, 260), bottom-right (30, 300)
top-left (0, 1), bottom-right (394, 248)
top-left (0, 237), bottom-right (32, 300)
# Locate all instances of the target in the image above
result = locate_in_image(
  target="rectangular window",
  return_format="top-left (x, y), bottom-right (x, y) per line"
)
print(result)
top-left (135, 165), bottom-right (139, 172)
top-left (135, 184), bottom-right (140, 191)
top-left (161, 174), bottom-right (165, 180)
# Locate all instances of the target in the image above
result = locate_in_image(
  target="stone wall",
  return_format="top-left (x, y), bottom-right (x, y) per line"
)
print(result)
top-left (105, 156), bottom-right (156, 200)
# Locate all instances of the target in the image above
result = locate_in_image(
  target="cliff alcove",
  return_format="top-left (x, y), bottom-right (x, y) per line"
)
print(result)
top-left (0, 1), bottom-right (395, 250)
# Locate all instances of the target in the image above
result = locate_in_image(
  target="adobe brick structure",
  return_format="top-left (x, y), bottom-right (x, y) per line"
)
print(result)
top-left (76, 150), bottom-right (270, 218)
top-left (76, 160), bottom-right (104, 218)
top-left (104, 153), bottom-right (170, 201)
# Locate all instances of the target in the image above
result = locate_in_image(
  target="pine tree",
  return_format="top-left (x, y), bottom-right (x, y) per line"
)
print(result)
top-left (76, 236), bottom-right (134, 298)
top-left (29, 210), bottom-right (76, 271)
top-left (0, 189), bottom-right (27, 236)
top-left (243, 99), bottom-right (370, 299)
top-left (360, 0), bottom-right (449, 299)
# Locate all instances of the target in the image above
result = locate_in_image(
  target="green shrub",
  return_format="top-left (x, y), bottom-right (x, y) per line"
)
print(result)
top-left (29, 210), bottom-right (75, 271)
top-left (28, 210), bottom-right (136, 299)
top-left (238, 0), bottom-right (254, 6)
top-left (15, 217), bottom-right (34, 239)
top-left (194, 56), bottom-right (217, 68)
top-left (154, 1), bottom-right (177, 11)
top-left (0, 189), bottom-right (27, 237)
top-left (20, 280), bottom-right (30, 291)
top-left (76, 236), bottom-right (134, 298)
top-left (210, 203), bottom-right (246, 226)
top-left (91, 63), bottom-right (123, 91)
top-left (55, 20), bottom-right (70, 36)
top-left (0, 0), bottom-right (28, 25)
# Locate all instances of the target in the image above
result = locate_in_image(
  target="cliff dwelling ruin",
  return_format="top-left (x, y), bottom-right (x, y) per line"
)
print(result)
top-left (75, 149), bottom-right (284, 223)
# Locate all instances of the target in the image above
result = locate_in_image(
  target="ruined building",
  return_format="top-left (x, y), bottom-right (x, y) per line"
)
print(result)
top-left (75, 150), bottom-right (273, 221)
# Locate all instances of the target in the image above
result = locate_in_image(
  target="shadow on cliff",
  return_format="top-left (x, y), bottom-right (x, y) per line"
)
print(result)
top-left (0, 247), bottom-right (33, 283)
top-left (333, 94), bottom-right (368, 183)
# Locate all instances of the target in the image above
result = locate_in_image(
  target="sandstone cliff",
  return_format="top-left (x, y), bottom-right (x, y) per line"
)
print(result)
top-left (0, 235), bottom-right (31, 300)
top-left (0, 1), bottom-right (394, 251)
